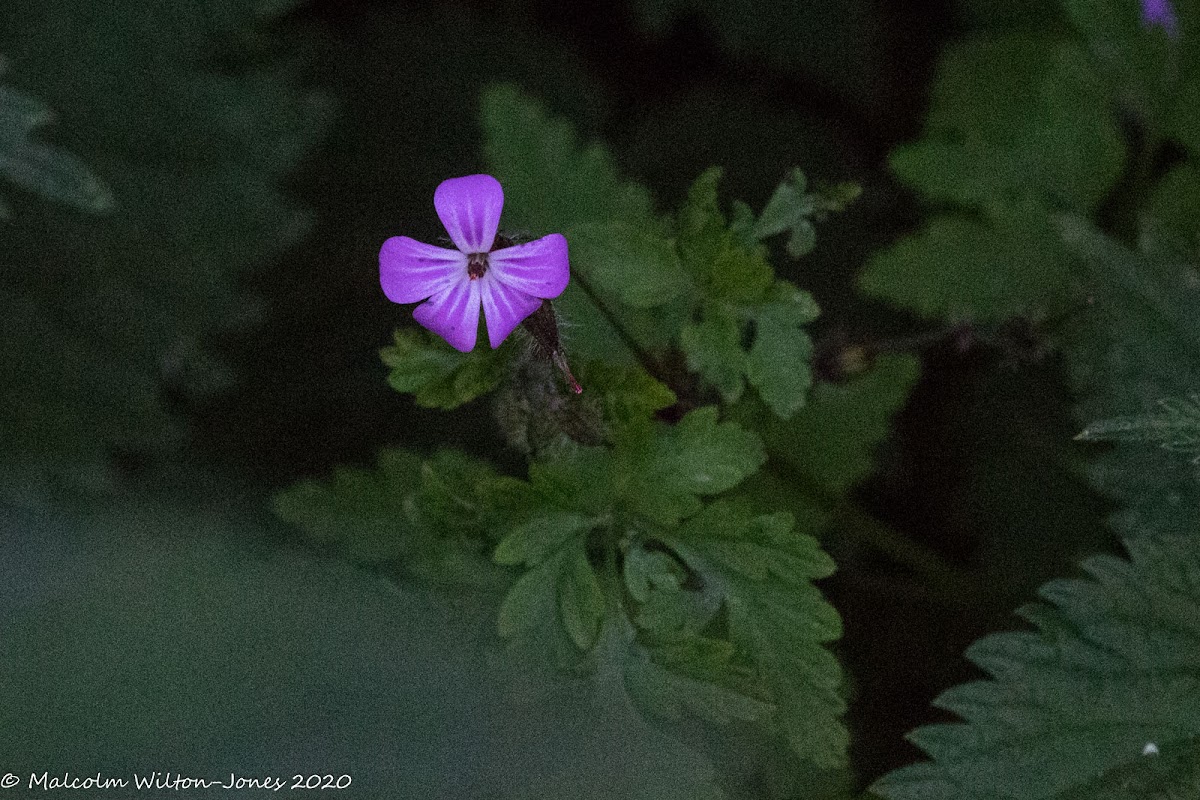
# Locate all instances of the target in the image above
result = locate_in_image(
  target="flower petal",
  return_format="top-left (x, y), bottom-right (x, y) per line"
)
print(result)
top-left (434, 174), bottom-right (504, 254)
top-left (412, 279), bottom-right (481, 353)
top-left (379, 236), bottom-right (468, 303)
top-left (488, 233), bottom-right (570, 299)
top-left (480, 274), bottom-right (542, 349)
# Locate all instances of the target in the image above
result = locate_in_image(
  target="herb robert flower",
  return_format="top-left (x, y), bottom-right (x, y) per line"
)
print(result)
top-left (379, 174), bottom-right (569, 352)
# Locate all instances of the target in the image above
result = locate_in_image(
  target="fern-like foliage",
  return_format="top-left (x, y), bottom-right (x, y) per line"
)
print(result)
top-left (874, 534), bottom-right (1200, 799)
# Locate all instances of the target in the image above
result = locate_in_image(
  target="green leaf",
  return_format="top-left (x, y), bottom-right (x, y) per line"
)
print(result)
top-left (494, 513), bottom-right (599, 566)
top-left (753, 168), bottom-right (810, 240)
top-left (626, 635), bottom-right (775, 726)
top-left (628, 407), bottom-right (766, 525)
top-left (1077, 395), bottom-right (1200, 461)
top-left (1060, 217), bottom-right (1200, 540)
top-left (495, 517), bottom-right (602, 656)
top-left (662, 502), bottom-right (847, 768)
top-left (482, 83), bottom-right (658, 233)
top-left (559, 548), bottom-right (605, 650)
top-left (862, 209), bottom-right (1081, 322)
top-left (481, 83), bottom-right (680, 364)
top-left (752, 169), bottom-right (855, 260)
top-left (380, 328), bottom-right (510, 410)
top-left (273, 449), bottom-right (513, 587)
top-left (570, 220), bottom-right (688, 308)
top-left (745, 290), bottom-right (817, 419)
top-left (895, 35), bottom-right (1123, 211)
top-left (873, 535), bottom-right (1200, 800)
top-left (681, 303), bottom-right (749, 400)
top-left (734, 354), bottom-right (920, 535)
top-left (678, 167), bottom-right (773, 304)
top-left (0, 83), bottom-right (115, 215)
top-left (576, 361), bottom-right (677, 427)
top-left (1149, 163), bottom-right (1200, 249)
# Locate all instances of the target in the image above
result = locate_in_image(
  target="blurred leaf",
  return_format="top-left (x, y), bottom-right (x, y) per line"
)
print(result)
top-left (863, 33), bottom-right (1124, 323)
top-left (1058, 0), bottom-right (1180, 132)
top-left (862, 208), bottom-right (1082, 322)
top-left (754, 169), bottom-right (858, 260)
top-left (626, 0), bottom-right (884, 104)
top-left (734, 354), bottom-right (920, 535)
top-left (893, 35), bottom-right (1123, 211)
top-left (482, 83), bottom-right (681, 364)
top-left (274, 448), bottom-right (515, 587)
top-left (1149, 162), bottom-right (1200, 249)
top-left (873, 535), bottom-right (1200, 800)
top-left (559, 548), bottom-right (605, 650)
top-left (380, 328), bottom-right (511, 410)
top-left (0, 497), bottom-right (731, 800)
top-left (0, 0), bottom-right (329, 502)
top-left (0, 83), bottom-right (114, 215)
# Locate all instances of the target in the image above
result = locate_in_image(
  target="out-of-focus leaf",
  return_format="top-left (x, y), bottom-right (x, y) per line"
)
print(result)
top-left (0, 0), bottom-right (329, 503)
top-left (893, 35), bottom-right (1123, 211)
top-left (273, 448), bottom-right (516, 587)
top-left (862, 209), bottom-right (1082, 322)
top-left (0, 496), bottom-right (730, 800)
top-left (0, 83), bottom-right (114, 215)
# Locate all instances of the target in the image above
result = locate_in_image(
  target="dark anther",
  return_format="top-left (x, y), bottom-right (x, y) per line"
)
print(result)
top-left (467, 252), bottom-right (488, 279)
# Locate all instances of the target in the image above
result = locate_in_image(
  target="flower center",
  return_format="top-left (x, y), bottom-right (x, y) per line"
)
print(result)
top-left (467, 252), bottom-right (488, 280)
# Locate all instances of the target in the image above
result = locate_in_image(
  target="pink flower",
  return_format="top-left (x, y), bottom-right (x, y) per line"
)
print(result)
top-left (379, 174), bottom-right (570, 352)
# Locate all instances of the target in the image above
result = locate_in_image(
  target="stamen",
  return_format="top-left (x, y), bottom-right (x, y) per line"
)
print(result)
top-left (467, 252), bottom-right (488, 279)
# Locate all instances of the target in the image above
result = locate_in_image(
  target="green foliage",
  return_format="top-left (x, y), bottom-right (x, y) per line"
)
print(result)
top-left (1078, 395), bottom-right (1200, 462)
top-left (677, 171), bottom-right (820, 416)
top-left (659, 502), bottom-right (846, 768)
top-left (892, 35), bottom-right (1123, 210)
top-left (861, 33), bottom-right (1124, 322)
top-left (1061, 217), bottom-right (1200, 540)
top-left (754, 168), bottom-right (861, 259)
top-left (0, 82), bottom-right (114, 216)
top-left (861, 208), bottom-right (1081, 322)
top-left (380, 328), bottom-right (511, 410)
top-left (478, 85), bottom-right (821, 419)
top-left (873, 534), bottom-right (1200, 800)
top-left (273, 449), bottom-right (515, 587)
top-left (0, 0), bottom-right (328, 503)
top-left (624, 406), bottom-right (767, 525)
top-left (678, 167), bottom-right (773, 304)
